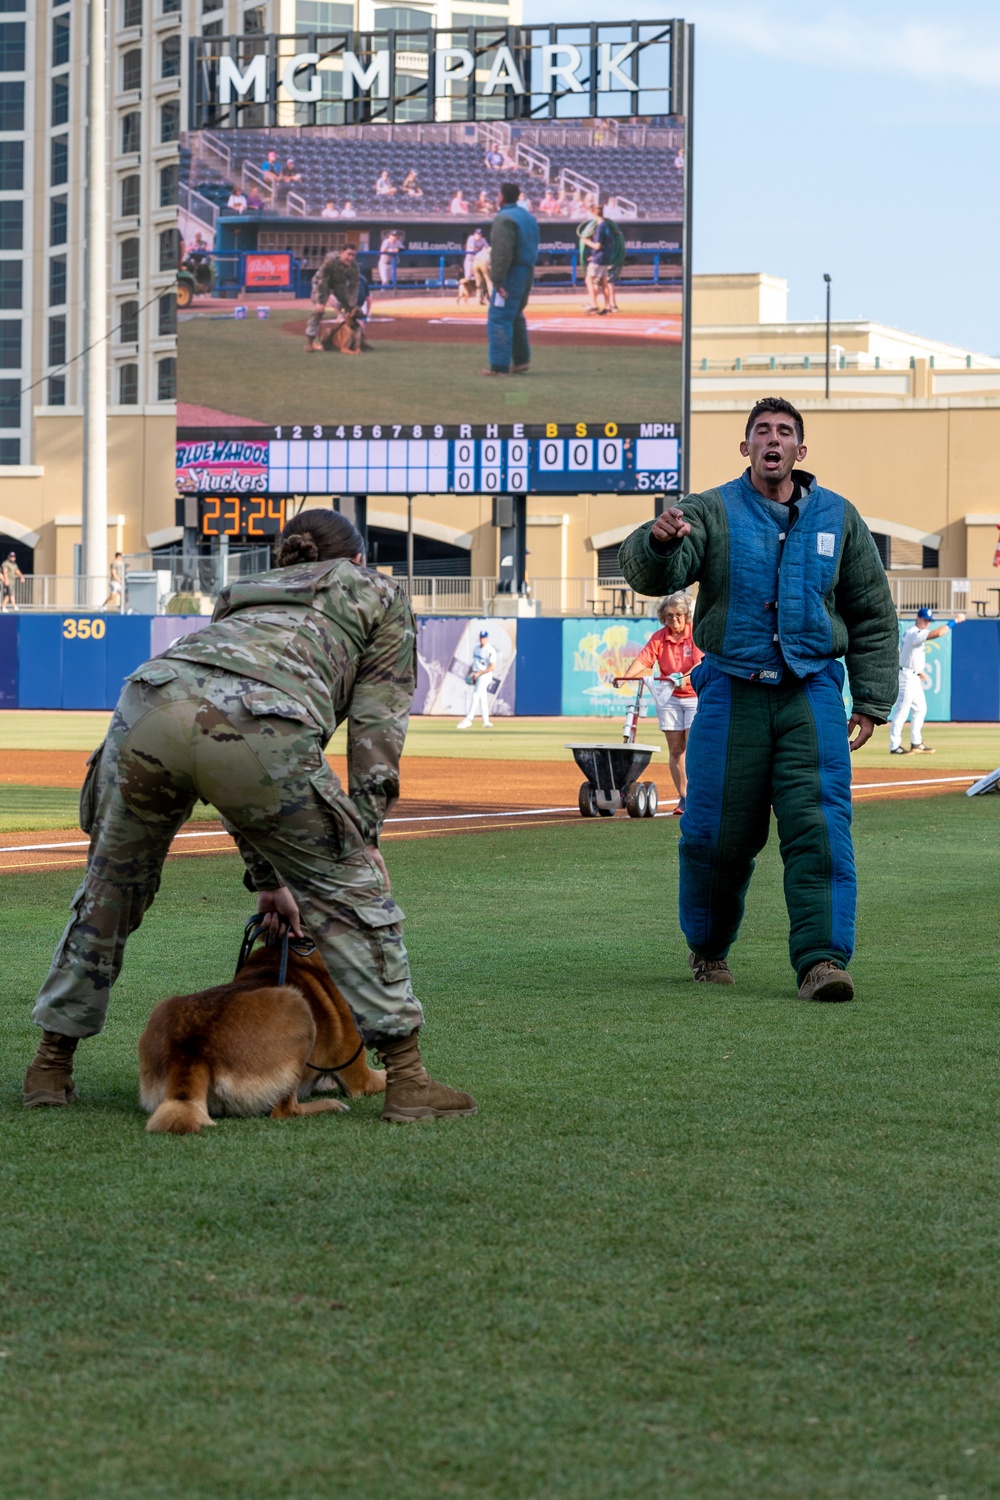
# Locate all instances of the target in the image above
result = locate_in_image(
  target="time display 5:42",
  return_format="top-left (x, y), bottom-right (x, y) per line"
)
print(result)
top-left (635, 471), bottom-right (680, 491)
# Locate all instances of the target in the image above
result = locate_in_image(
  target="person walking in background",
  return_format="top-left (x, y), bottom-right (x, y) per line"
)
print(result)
top-left (457, 630), bottom-right (496, 729)
top-left (582, 205), bottom-right (613, 314)
top-left (614, 592), bottom-right (702, 815)
top-left (482, 183), bottom-right (540, 377)
top-left (102, 552), bottom-right (123, 611)
top-left (888, 607), bottom-right (964, 754)
top-left (618, 397), bottom-right (899, 1001)
top-left (1, 548), bottom-right (23, 610)
top-left (464, 227), bottom-right (488, 280)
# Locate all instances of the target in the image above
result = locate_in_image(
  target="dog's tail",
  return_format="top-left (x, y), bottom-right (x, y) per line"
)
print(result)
top-left (145, 1060), bottom-right (215, 1135)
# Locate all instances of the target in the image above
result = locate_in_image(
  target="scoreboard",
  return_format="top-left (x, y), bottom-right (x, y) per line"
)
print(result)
top-left (175, 423), bottom-right (681, 500)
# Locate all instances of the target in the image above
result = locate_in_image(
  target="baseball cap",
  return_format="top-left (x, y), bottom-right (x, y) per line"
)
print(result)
top-left (478, 629), bottom-right (489, 638)
top-left (916, 608), bottom-right (934, 620)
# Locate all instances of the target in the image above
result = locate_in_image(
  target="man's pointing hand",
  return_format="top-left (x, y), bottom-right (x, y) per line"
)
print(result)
top-left (651, 507), bottom-right (691, 545)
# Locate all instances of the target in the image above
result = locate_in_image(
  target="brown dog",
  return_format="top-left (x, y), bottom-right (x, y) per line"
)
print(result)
top-left (319, 309), bottom-right (372, 354)
top-left (139, 928), bottom-right (385, 1134)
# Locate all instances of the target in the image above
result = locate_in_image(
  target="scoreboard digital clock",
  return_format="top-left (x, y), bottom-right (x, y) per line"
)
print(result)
top-left (175, 424), bottom-right (681, 500)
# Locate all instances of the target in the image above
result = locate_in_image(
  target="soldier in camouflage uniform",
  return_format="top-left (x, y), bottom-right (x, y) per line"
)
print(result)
top-left (24, 511), bottom-right (476, 1124)
top-left (304, 246), bottom-right (361, 352)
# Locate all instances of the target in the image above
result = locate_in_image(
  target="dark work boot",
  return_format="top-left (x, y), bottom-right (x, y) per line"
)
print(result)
top-left (376, 1032), bottom-right (477, 1123)
top-left (23, 1030), bottom-right (80, 1107)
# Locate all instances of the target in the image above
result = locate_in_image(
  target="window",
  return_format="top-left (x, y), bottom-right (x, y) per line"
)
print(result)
top-left (922, 546), bottom-right (939, 570)
top-left (159, 226), bottom-right (179, 270)
top-left (0, 21), bottom-right (25, 70)
top-left (161, 35), bottom-right (180, 77)
top-left (122, 49), bottom-right (141, 91)
top-left (157, 357), bottom-right (176, 400)
top-left (50, 196), bottom-right (68, 245)
top-left (158, 162), bottom-right (177, 207)
top-left (0, 199), bottom-right (21, 249)
top-left (121, 111), bottom-right (140, 154)
top-left (49, 256), bottom-right (67, 305)
top-left (50, 136), bottom-right (68, 186)
top-left (0, 378), bottom-right (19, 426)
top-left (162, 0), bottom-right (181, 12)
top-left (52, 15), bottom-right (70, 67)
top-left (160, 99), bottom-right (179, 143)
top-left (49, 315), bottom-right (67, 367)
top-left (872, 533), bottom-right (890, 569)
top-left (0, 138), bottom-right (22, 190)
top-left (122, 0), bottom-right (142, 29)
top-left (244, 6), bottom-right (266, 32)
top-left (0, 81), bottom-right (24, 130)
top-left (596, 544), bottom-right (625, 580)
top-left (0, 438), bottom-right (21, 464)
top-left (296, 2), bottom-right (354, 30)
top-left (0, 261), bottom-right (21, 309)
top-left (118, 363), bottom-right (138, 404)
top-left (120, 173), bottom-right (140, 216)
top-left (120, 237), bottom-right (140, 280)
top-left (52, 76), bottom-right (69, 127)
top-left (202, 20), bottom-right (223, 36)
top-left (0, 320), bottom-right (20, 367)
top-left (202, 0), bottom-right (220, 11)
top-left (158, 291), bottom-right (176, 336)
top-left (119, 300), bottom-right (139, 344)
top-left (48, 374), bottom-right (66, 406)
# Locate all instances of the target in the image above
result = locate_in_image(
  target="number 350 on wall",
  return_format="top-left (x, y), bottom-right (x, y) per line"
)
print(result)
top-left (62, 618), bottom-right (107, 640)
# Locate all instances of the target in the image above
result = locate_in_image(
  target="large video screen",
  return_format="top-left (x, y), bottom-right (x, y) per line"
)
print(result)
top-left (176, 116), bottom-right (685, 497)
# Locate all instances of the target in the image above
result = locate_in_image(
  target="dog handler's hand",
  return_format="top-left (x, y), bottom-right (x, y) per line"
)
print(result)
top-left (847, 712), bottom-right (875, 753)
top-left (650, 507), bottom-right (691, 545)
top-left (367, 846), bottom-right (391, 893)
top-left (257, 887), bottom-right (304, 938)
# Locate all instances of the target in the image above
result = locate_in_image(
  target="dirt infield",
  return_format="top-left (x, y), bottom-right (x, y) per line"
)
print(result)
top-left (0, 745), bottom-right (984, 876)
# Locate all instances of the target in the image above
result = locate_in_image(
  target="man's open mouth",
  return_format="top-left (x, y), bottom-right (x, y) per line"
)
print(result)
top-left (763, 450), bottom-right (782, 466)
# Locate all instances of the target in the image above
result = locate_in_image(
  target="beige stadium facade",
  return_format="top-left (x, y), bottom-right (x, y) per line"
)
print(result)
top-left (6, 271), bottom-right (1000, 599)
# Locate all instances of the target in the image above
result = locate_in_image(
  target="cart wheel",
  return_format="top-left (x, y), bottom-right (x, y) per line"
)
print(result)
top-left (598, 803), bottom-right (614, 817)
top-left (644, 782), bottom-right (659, 817)
top-left (176, 279), bottom-right (193, 309)
top-left (578, 781), bottom-right (597, 818)
top-left (626, 783), bottom-right (649, 819)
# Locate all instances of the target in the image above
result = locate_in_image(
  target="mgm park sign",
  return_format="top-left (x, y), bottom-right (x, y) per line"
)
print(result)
top-left (190, 20), bottom-right (692, 127)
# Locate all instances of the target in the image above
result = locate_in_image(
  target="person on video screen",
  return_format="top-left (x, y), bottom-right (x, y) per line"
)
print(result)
top-left (482, 183), bottom-right (540, 377)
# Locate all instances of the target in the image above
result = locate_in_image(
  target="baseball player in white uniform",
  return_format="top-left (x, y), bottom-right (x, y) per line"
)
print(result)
top-left (888, 607), bottom-right (964, 753)
top-left (457, 629), bottom-right (497, 729)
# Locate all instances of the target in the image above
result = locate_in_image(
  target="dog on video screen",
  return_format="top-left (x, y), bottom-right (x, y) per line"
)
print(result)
top-left (138, 926), bottom-right (385, 1134)
top-left (319, 307), bottom-right (372, 354)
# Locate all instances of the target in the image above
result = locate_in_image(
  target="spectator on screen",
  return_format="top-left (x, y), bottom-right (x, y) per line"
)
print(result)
top-left (484, 147), bottom-right (504, 171)
top-left (246, 187), bottom-right (264, 212)
top-left (227, 185), bottom-right (247, 213)
top-left (539, 187), bottom-right (559, 216)
top-left (341, 200), bottom-right (357, 219)
top-left (375, 170), bottom-right (397, 197)
top-left (450, 189), bottom-right (470, 215)
top-left (260, 149), bottom-right (280, 183)
top-left (321, 199), bottom-right (340, 219)
top-left (402, 170), bottom-right (423, 197)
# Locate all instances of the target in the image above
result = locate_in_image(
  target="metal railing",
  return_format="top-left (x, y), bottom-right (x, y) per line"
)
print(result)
top-left (887, 577), bottom-right (1000, 616)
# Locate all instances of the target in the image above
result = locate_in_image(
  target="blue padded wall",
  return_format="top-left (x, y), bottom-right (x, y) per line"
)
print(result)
top-left (950, 620), bottom-right (1000, 722)
top-left (0, 614), bottom-right (16, 707)
top-left (514, 617), bottom-right (563, 715)
top-left (16, 615), bottom-right (152, 709)
top-left (16, 615), bottom-right (63, 708)
top-left (105, 616), bottom-right (153, 708)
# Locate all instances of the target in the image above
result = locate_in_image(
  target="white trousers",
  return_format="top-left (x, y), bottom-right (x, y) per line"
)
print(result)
top-left (463, 674), bottom-right (492, 724)
top-left (889, 668), bottom-right (927, 748)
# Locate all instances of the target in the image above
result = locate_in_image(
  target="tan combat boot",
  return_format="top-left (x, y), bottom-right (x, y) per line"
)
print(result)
top-left (376, 1032), bottom-right (477, 1123)
top-left (23, 1030), bottom-right (80, 1107)
top-left (798, 962), bottom-right (855, 1002)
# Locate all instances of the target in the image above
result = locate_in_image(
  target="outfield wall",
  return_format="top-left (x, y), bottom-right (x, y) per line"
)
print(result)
top-left (1, 614), bottom-right (998, 721)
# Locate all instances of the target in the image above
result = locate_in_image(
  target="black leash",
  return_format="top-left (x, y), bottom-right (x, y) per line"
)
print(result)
top-left (235, 915), bottom-right (368, 1079)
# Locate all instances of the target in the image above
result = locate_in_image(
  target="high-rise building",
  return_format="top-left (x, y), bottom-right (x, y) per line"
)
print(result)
top-left (0, 0), bottom-right (520, 578)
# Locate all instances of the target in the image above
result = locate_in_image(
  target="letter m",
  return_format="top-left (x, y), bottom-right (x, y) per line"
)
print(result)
top-left (639, 423), bottom-right (656, 437)
top-left (219, 55), bottom-right (267, 105)
top-left (342, 50), bottom-right (389, 99)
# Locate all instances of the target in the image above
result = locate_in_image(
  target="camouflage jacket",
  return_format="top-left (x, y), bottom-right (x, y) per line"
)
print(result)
top-left (164, 558), bottom-right (416, 843)
top-left (312, 253), bottom-right (360, 307)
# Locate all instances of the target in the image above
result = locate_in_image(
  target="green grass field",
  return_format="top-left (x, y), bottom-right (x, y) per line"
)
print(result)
top-left (178, 314), bottom-right (682, 425)
top-left (2, 796), bottom-right (999, 1497)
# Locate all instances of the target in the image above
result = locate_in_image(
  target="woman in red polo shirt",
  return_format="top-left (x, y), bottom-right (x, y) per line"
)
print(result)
top-left (615, 592), bottom-right (701, 814)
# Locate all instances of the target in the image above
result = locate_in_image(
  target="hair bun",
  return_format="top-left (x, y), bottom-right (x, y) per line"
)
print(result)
top-left (277, 533), bottom-right (320, 567)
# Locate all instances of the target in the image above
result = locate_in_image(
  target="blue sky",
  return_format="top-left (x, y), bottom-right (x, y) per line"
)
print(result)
top-left (524, 0), bottom-right (1000, 353)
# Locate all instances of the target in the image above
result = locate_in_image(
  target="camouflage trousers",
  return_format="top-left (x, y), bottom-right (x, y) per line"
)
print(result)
top-left (33, 659), bottom-right (424, 1042)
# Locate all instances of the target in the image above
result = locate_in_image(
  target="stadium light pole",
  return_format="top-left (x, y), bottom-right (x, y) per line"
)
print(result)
top-left (82, 0), bottom-right (109, 607)
top-left (823, 273), bottom-right (832, 400)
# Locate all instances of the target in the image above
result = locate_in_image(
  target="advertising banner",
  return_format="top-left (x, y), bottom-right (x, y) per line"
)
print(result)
top-left (561, 618), bottom-right (659, 717)
top-left (175, 438), bottom-right (270, 496)
top-left (244, 252), bottom-right (293, 289)
top-left (415, 617), bottom-right (516, 717)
